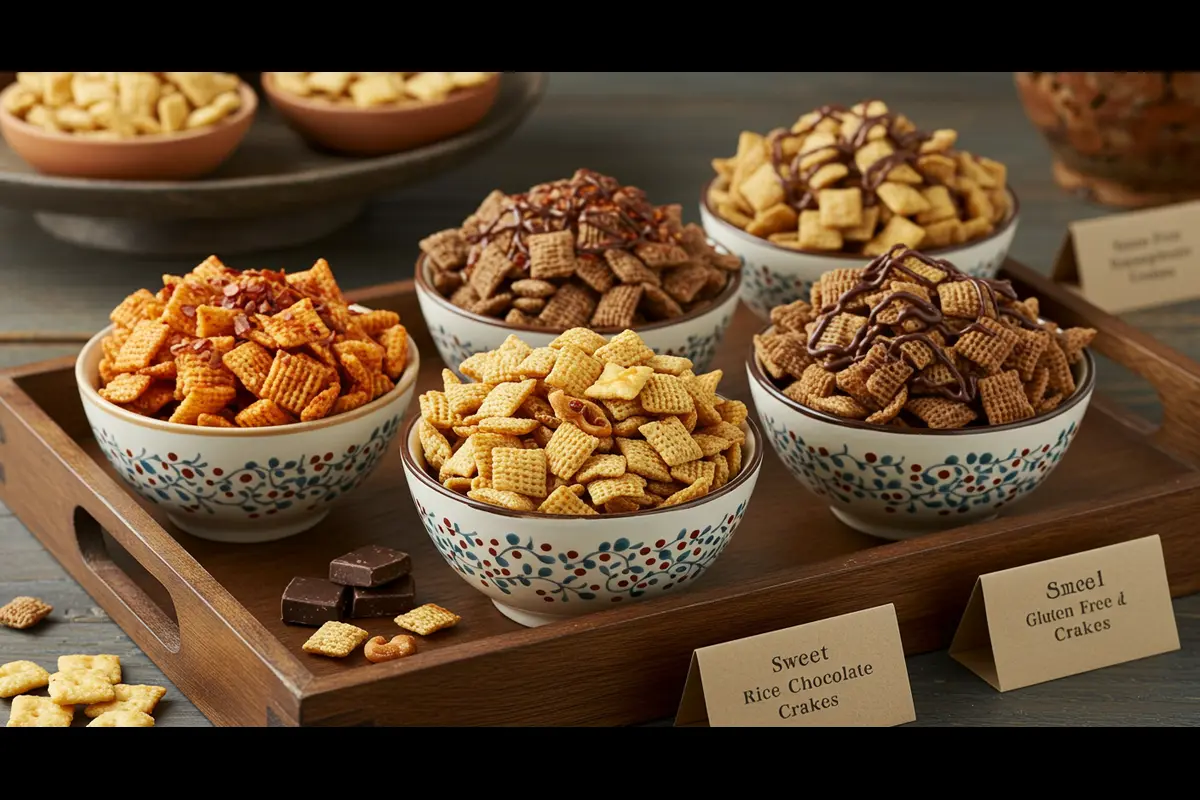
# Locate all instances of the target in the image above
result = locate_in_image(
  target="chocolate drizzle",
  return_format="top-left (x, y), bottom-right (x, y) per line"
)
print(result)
top-left (805, 245), bottom-right (1028, 404)
top-left (464, 169), bottom-right (682, 270)
top-left (764, 102), bottom-right (939, 213)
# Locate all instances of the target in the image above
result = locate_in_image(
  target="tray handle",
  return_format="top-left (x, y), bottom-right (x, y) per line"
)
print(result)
top-left (1004, 260), bottom-right (1200, 467)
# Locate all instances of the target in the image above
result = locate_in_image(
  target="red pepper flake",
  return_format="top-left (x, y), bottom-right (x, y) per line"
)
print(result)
top-left (244, 299), bottom-right (257, 313)
top-left (169, 341), bottom-right (189, 355)
top-left (233, 314), bottom-right (251, 336)
top-left (246, 283), bottom-right (265, 295)
top-left (222, 283), bottom-right (240, 297)
top-left (259, 302), bottom-right (271, 314)
top-left (209, 349), bottom-right (222, 368)
top-left (181, 305), bottom-right (197, 318)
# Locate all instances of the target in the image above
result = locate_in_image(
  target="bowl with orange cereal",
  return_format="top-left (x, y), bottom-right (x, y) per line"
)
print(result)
top-left (700, 100), bottom-right (1019, 320)
top-left (415, 169), bottom-right (743, 375)
top-left (399, 327), bottom-right (764, 628)
top-left (75, 256), bottom-right (420, 544)
top-left (746, 246), bottom-right (1095, 541)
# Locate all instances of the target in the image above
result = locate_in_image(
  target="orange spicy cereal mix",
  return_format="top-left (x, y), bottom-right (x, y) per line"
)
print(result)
top-left (416, 329), bottom-right (747, 514)
top-left (708, 100), bottom-right (1011, 254)
top-left (419, 169), bottom-right (742, 330)
top-left (754, 246), bottom-right (1095, 429)
top-left (96, 256), bottom-right (409, 427)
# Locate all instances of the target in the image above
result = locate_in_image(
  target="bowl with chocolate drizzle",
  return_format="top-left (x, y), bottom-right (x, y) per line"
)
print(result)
top-left (700, 100), bottom-right (1019, 321)
top-left (415, 169), bottom-right (743, 374)
top-left (746, 245), bottom-right (1095, 541)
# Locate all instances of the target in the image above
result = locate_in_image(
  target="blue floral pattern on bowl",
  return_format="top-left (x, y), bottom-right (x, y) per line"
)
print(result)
top-left (418, 499), bottom-right (747, 605)
top-left (762, 415), bottom-right (1078, 517)
top-left (741, 261), bottom-right (813, 320)
top-left (93, 417), bottom-right (402, 519)
top-left (428, 325), bottom-right (476, 367)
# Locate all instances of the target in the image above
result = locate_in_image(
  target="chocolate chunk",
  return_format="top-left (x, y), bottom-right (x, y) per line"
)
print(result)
top-left (329, 545), bottom-right (411, 588)
top-left (281, 577), bottom-right (347, 627)
top-left (349, 575), bottom-right (417, 619)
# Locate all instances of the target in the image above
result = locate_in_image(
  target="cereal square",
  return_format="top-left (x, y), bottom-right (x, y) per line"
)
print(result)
top-left (798, 210), bottom-right (843, 251)
top-left (491, 446), bottom-right (548, 498)
top-left (545, 345), bottom-right (604, 398)
top-left (593, 330), bottom-right (655, 367)
top-left (259, 351), bottom-right (332, 415)
top-left (394, 603), bottom-right (461, 636)
top-left (544, 421), bottom-right (600, 479)
top-left (818, 188), bottom-right (863, 229)
top-left (527, 230), bottom-right (578, 280)
top-left (0, 596), bottom-right (52, 630)
top-left (639, 416), bottom-right (704, 467)
top-left (538, 485), bottom-right (598, 516)
top-left (302, 621), bottom-right (370, 658)
top-left (979, 370), bottom-right (1035, 426)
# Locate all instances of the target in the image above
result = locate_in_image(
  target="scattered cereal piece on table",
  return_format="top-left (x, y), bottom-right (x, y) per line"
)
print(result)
top-left (301, 621), bottom-right (370, 658)
top-left (0, 596), bottom-right (53, 629)
top-left (394, 604), bottom-right (461, 636)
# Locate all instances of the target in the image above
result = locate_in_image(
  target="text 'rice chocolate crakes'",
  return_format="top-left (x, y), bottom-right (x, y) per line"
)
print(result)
top-left (95, 256), bottom-right (409, 427)
top-left (754, 246), bottom-right (1096, 429)
top-left (419, 169), bottom-right (742, 330)
top-left (709, 100), bottom-right (1011, 254)
top-left (416, 328), bottom-right (749, 515)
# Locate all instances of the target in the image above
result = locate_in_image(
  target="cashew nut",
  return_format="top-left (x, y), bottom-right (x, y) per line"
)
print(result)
top-left (548, 390), bottom-right (612, 438)
top-left (364, 634), bottom-right (419, 663)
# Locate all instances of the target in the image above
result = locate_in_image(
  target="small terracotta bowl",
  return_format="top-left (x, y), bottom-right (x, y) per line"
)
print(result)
top-left (0, 81), bottom-right (258, 181)
top-left (260, 72), bottom-right (502, 157)
top-left (76, 314), bottom-right (420, 544)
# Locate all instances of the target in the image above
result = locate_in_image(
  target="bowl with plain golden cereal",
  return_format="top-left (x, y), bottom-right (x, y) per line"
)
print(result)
top-left (399, 327), bottom-right (764, 628)
top-left (746, 245), bottom-right (1094, 542)
top-left (261, 71), bottom-right (501, 156)
top-left (0, 72), bottom-right (257, 181)
top-left (76, 256), bottom-right (420, 544)
top-left (700, 100), bottom-right (1020, 320)
top-left (415, 169), bottom-right (743, 375)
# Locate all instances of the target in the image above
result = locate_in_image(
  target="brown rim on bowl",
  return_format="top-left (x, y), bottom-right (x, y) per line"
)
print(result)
top-left (414, 246), bottom-right (744, 336)
top-left (700, 177), bottom-right (1021, 261)
top-left (400, 406), bottom-right (764, 519)
top-left (0, 82), bottom-right (259, 145)
top-left (75, 321), bottom-right (420, 438)
top-left (261, 72), bottom-right (500, 115)
top-left (746, 325), bottom-right (1094, 437)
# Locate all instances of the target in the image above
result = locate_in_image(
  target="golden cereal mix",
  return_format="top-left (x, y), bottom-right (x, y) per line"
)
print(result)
top-left (302, 621), bottom-right (370, 658)
top-left (270, 72), bottom-right (495, 108)
top-left (757, 245), bottom-right (1095, 430)
top-left (394, 603), bottom-right (461, 636)
top-left (87, 709), bottom-right (156, 727)
top-left (0, 661), bottom-right (50, 698)
top-left (57, 654), bottom-right (121, 684)
top-left (418, 329), bottom-right (746, 515)
top-left (93, 257), bottom-right (406, 427)
top-left (662, 474), bottom-right (715, 507)
top-left (0, 596), bottom-right (52, 630)
top-left (6, 695), bottom-right (74, 728)
top-left (48, 669), bottom-right (116, 705)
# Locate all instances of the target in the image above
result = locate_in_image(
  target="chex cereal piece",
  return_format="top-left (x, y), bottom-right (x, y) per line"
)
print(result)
top-left (254, 350), bottom-right (331, 416)
top-left (516, 347), bottom-right (559, 378)
top-left (112, 320), bottom-right (170, 372)
top-left (639, 373), bottom-right (695, 415)
top-left (58, 654), bottom-right (121, 684)
top-left (662, 473), bottom-right (714, 507)
top-left (545, 422), bottom-right (600, 479)
top-left (0, 661), bottom-right (50, 698)
top-left (639, 417), bottom-right (704, 467)
top-left (527, 230), bottom-right (578, 280)
top-left (544, 345), bottom-right (604, 398)
top-left (421, 229), bottom-right (469, 270)
top-left (671, 460), bottom-right (716, 487)
top-left (719, 399), bottom-right (749, 426)
top-left (84, 684), bottom-right (167, 718)
top-left (614, 437), bottom-right (673, 482)
top-left (1061, 327), bottom-right (1097, 364)
top-left (419, 420), bottom-right (453, 470)
top-left (905, 397), bottom-right (977, 430)
top-left (261, 298), bottom-right (330, 348)
top-left (539, 283), bottom-right (596, 329)
top-left (955, 317), bottom-right (1019, 373)
top-left (446, 382), bottom-right (490, 416)
top-left (585, 363), bottom-right (654, 401)
top-left (538, 484), bottom-right (598, 515)
top-left (6, 695), bottom-right (74, 727)
top-left (236, 399), bottom-right (294, 428)
top-left (87, 709), bottom-right (156, 727)
top-left (587, 473), bottom-right (646, 506)
top-left (221, 341), bottom-right (274, 395)
top-left (0, 596), bottom-right (52, 629)
top-left (1013, 328), bottom-right (1051, 382)
top-left (395, 603), bottom-right (461, 636)
top-left (1026, 366), bottom-right (1051, 407)
top-left (476, 379), bottom-right (537, 419)
top-left (471, 433), bottom-right (522, 482)
top-left (477, 417), bottom-right (540, 436)
top-left (979, 370), bottom-right (1035, 425)
top-left (574, 454), bottom-right (627, 483)
top-left (491, 446), bottom-right (548, 498)
top-left (594, 330), bottom-right (655, 367)
top-left (300, 385), bottom-right (340, 422)
top-left (645, 354), bottom-right (693, 375)
top-left (110, 289), bottom-right (162, 329)
top-left (48, 669), bottom-right (116, 705)
top-left (550, 327), bottom-right (608, 355)
top-left (302, 621), bottom-right (370, 658)
top-left (469, 487), bottom-right (536, 511)
top-left (98, 373), bottom-right (152, 404)
top-left (592, 284), bottom-right (643, 328)
top-left (419, 391), bottom-right (457, 430)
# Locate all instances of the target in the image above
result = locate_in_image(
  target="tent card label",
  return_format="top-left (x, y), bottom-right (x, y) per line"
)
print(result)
top-left (675, 604), bottom-right (915, 727)
top-left (949, 535), bottom-right (1180, 692)
top-left (1052, 200), bottom-right (1200, 313)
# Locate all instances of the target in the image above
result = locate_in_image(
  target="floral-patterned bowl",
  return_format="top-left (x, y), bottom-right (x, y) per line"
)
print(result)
top-left (399, 411), bottom-right (764, 628)
top-left (75, 324), bottom-right (420, 544)
top-left (699, 179), bottom-right (1020, 321)
top-left (746, 334), bottom-right (1094, 541)
top-left (413, 247), bottom-right (741, 376)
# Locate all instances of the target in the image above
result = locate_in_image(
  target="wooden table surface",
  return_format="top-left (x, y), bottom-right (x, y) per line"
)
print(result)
top-left (1, 72), bottom-right (1197, 727)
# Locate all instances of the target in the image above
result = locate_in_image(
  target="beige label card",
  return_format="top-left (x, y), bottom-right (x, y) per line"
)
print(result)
top-left (675, 604), bottom-right (915, 727)
top-left (1052, 200), bottom-right (1200, 313)
top-left (950, 535), bottom-right (1180, 693)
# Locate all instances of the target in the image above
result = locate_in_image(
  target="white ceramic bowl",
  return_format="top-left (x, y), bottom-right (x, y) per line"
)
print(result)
top-left (77, 324), bottom-right (420, 544)
top-left (400, 411), bottom-right (764, 628)
top-left (746, 335), bottom-right (1094, 541)
top-left (414, 249), bottom-right (742, 375)
top-left (700, 180), bottom-right (1021, 320)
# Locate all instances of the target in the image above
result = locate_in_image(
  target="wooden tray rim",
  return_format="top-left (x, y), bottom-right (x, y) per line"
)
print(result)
top-left (5, 260), bottom-right (1200, 709)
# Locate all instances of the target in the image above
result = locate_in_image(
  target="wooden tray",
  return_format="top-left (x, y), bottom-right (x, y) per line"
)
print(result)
top-left (0, 72), bottom-right (545, 256)
top-left (2, 259), bottom-right (1199, 726)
